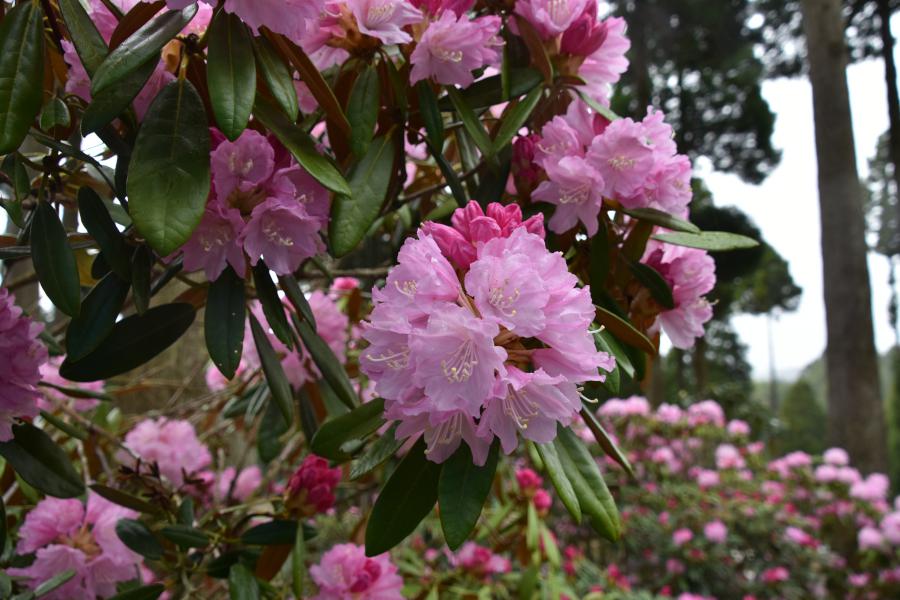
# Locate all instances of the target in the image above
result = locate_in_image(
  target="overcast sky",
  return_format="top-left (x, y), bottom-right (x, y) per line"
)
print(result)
top-left (697, 16), bottom-right (900, 380)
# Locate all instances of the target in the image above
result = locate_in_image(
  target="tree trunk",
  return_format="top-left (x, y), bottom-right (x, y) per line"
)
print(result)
top-left (800, 0), bottom-right (889, 473)
top-left (876, 0), bottom-right (900, 226)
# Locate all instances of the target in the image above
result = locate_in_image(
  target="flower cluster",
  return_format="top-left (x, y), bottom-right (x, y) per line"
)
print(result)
top-left (0, 288), bottom-right (47, 441)
top-left (361, 201), bottom-right (613, 464)
top-left (181, 128), bottom-right (330, 280)
top-left (309, 543), bottom-right (404, 600)
top-left (122, 418), bottom-right (212, 487)
top-left (285, 454), bottom-right (342, 517)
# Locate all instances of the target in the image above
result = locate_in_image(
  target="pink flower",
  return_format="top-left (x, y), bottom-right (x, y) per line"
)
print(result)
top-left (848, 573), bottom-right (871, 587)
top-left (685, 400), bottom-right (724, 427)
top-left (514, 0), bottom-right (590, 39)
top-left (533, 155), bottom-right (606, 236)
top-left (240, 197), bottom-right (324, 275)
top-left (715, 444), bottom-right (745, 470)
top-left (8, 493), bottom-right (141, 599)
top-left (785, 526), bottom-right (814, 546)
top-left (310, 543), bottom-right (403, 599)
top-left (210, 129), bottom-right (276, 204)
top-left (0, 289), bottom-right (47, 441)
top-left (410, 12), bottom-right (501, 87)
top-left (123, 418), bottom-right (212, 486)
top-left (576, 16), bottom-right (629, 105)
top-left (561, 7), bottom-right (609, 57)
top-left (347, 0), bottom-right (424, 45)
top-left (703, 520), bottom-right (727, 544)
top-left (533, 488), bottom-right (552, 512)
top-left (410, 0), bottom-right (474, 16)
top-left (286, 455), bottom-right (342, 516)
top-left (672, 528), bottom-right (693, 546)
top-left (726, 419), bottom-right (750, 437)
top-left (220, 0), bottom-right (323, 39)
top-left (586, 116), bottom-right (656, 200)
top-left (37, 357), bottom-right (102, 413)
top-left (215, 466), bottom-right (262, 503)
top-left (881, 512), bottom-right (900, 545)
top-left (656, 403), bottom-right (684, 423)
top-left (858, 526), bottom-right (885, 550)
top-left (823, 447), bottom-right (849, 466)
top-left (516, 467), bottom-right (543, 492)
top-left (452, 542), bottom-right (511, 576)
top-left (180, 197), bottom-right (246, 280)
top-left (599, 396), bottom-right (651, 417)
top-left (760, 566), bottom-right (789, 584)
top-left (666, 558), bottom-right (685, 574)
top-left (695, 469), bottom-right (719, 489)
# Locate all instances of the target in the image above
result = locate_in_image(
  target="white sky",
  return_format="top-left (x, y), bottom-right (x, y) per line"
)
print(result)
top-left (698, 16), bottom-right (900, 379)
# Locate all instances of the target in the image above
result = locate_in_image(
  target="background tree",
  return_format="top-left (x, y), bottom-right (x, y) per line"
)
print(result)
top-left (775, 377), bottom-right (828, 454)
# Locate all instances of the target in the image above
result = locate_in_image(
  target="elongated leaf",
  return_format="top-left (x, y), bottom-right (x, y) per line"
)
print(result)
top-left (254, 98), bottom-right (350, 195)
top-left (59, 0), bottom-right (108, 75)
top-left (416, 81), bottom-right (444, 149)
top-left (242, 520), bottom-right (315, 546)
top-left (330, 134), bottom-right (396, 256)
top-left (310, 397), bottom-right (385, 461)
top-left (78, 187), bottom-right (131, 280)
top-left (60, 303), bottom-right (196, 381)
top-left (579, 407), bottom-right (635, 478)
top-left (492, 85), bottom-right (543, 154)
top-left (439, 443), bottom-right (499, 550)
top-left (66, 273), bottom-right (130, 360)
top-left (365, 438), bottom-right (442, 556)
top-left (278, 275), bottom-right (316, 331)
top-left (348, 66), bottom-right (380, 157)
top-left (253, 36), bottom-right (298, 120)
top-left (116, 519), bottom-right (163, 560)
top-left (424, 138), bottom-right (467, 207)
top-left (0, 154), bottom-right (28, 227)
top-left (591, 330), bottom-right (621, 394)
top-left (206, 266), bottom-right (246, 379)
top-left (534, 441), bottom-right (581, 522)
top-left (249, 312), bottom-right (293, 424)
top-left (0, 496), bottom-right (5, 555)
top-left (34, 569), bottom-right (76, 597)
top-left (292, 516), bottom-right (306, 600)
top-left (160, 524), bottom-right (210, 548)
top-left (257, 394), bottom-right (288, 463)
top-left (627, 260), bottom-right (675, 309)
top-left (131, 244), bottom-right (152, 315)
top-left (91, 5), bottom-right (198, 95)
top-left (252, 261), bottom-right (292, 347)
top-left (349, 422), bottom-right (402, 480)
top-left (108, 584), bottom-right (166, 600)
top-left (653, 230), bottom-right (760, 251)
top-left (31, 202), bottom-right (82, 316)
top-left (576, 88), bottom-right (620, 123)
top-left (295, 317), bottom-right (357, 410)
top-left (438, 68), bottom-right (542, 110)
top-left (207, 11), bottom-right (256, 140)
top-left (589, 220), bottom-right (610, 304)
top-left (40, 410), bottom-right (88, 440)
top-left (594, 305), bottom-right (656, 355)
top-left (514, 16), bottom-right (553, 83)
top-left (81, 56), bottom-right (157, 134)
top-left (90, 484), bottom-right (159, 514)
top-left (0, 424), bottom-right (84, 498)
top-left (0, 1), bottom-right (44, 154)
top-left (40, 97), bottom-right (71, 131)
top-left (229, 564), bottom-right (260, 600)
top-left (127, 78), bottom-right (211, 255)
top-left (447, 87), bottom-right (493, 160)
top-left (622, 207), bottom-right (700, 234)
top-left (555, 427), bottom-right (621, 541)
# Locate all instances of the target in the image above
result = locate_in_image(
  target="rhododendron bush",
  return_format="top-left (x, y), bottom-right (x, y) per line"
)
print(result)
top-left (0, 0), bottom-right (760, 597)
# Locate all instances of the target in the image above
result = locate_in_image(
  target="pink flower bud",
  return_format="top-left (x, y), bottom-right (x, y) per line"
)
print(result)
top-left (285, 455), bottom-right (342, 517)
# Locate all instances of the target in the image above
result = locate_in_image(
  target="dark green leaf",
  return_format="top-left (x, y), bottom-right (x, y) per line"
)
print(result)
top-left (652, 230), bottom-right (760, 251)
top-left (295, 316), bottom-right (357, 410)
top-left (160, 524), bottom-right (210, 548)
top-left (535, 441), bottom-right (581, 523)
top-left (31, 202), bottom-right (82, 316)
top-left (416, 81), bottom-right (444, 149)
top-left (278, 275), bottom-right (316, 331)
top-left (594, 305), bottom-right (656, 356)
top-left (254, 97), bottom-right (350, 195)
top-left (438, 68), bottom-right (542, 110)
top-left (81, 57), bottom-right (158, 134)
top-left (257, 394), bottom-right (288, 463)
top-left (292, 516), bottom-right (306, 600)
top-left (365, 438), bottom-right (441, 556)
top-left (58, 0), bottom-right (108, 76)
top-left (59, 303), bottom-right (196, 381)
top-left (554, 427), bottom-right (621, 541)
top-left (177, 497), bottom-right (194, 525)
top-left (127, 78), bottom-right (211, 255)
top-left (594, 329), bottom-right (633, 380)
top-left (492, 85), bottom-right (542, 154)
top-left (591, 330), bottom-right (621, 394)
top-left (627, 260), bottom-right (675, 310)
top-left (349, 422), bottom-right (402, 480)
top-left (248, 312), bottom-right (293, 424)
top-left (116, 518), bottom-right (163, 560)
top-left (0, 494), bottom-right (6, 556)
top-left (0, 154), bottom-right (28, 227)
top-left (228, 564), bottom-right (260, 600)
top-left (330, 134), bottom-right (396, 256)
top-left (622, 207), bottom-right (700, 234)
top-left (206, 266), bottom-right (246, 379)
top-left (348, 66), bottom-right (380, 157)
top-left (90, 484), bottom-right (159, 514)
top-left (108, 584), bottom-right (166, 600)
top-left (446, 87), bottom-right (493, 160)
top-left (241, 520), bottom-right (315, 545)
top-left (39, 410), bottom-right (89, 440)
top-left (579, 407), bottom-right (635, 478)
top-left (40, 97), bottom-right (71, 131)
top-left (66, 273), bottom-right (130, 361)
top-left (78, 187), bottom-right (132, 280)
top-left (0, 1), bottom-right (44, 154)
top-left (131, 245), bottom-right (152, 315)
top-left (252, 261), bottom-right (292, 347)
top-left (34, 569), bottom-right (76, 597)
top-left (589, 219), bottom-right (610, 304)
top-left (310, 397), bottom-right (385, 461)
top-left (576, 89), bottom-right (620, 123)
top-left (439, 442), bottom-right (499, 550)
top-left (0, 424), bottom-right (84, 498)
top-left (253, 36), bottom-right (298, 121)
top-left (91, 5), bottom-right (198, 95)
top-left (424, 138), bottom-right (467, 207)
top-left (207, 11), bottom-right (256, 140)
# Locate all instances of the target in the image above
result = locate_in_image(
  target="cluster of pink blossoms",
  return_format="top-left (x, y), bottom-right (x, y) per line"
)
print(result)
top-left (361, 201), bottom-right (613, 464)
top-left (122, 417), bottom-right (212, 487)
top-left (0, 289), bottom-right (47, 442)
top-left (285, 454), bottom-right (342, 517)
top-left (310, 543), bottom-right (404, 600)
top-left (8, 493), bottom-right (142, 599)
top-left (181, 128), bottom-right (330, 280)
top-left (531, 102), bottom-right (694, 237)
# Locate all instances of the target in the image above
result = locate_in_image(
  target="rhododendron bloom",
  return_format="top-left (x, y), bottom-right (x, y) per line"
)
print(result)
top-left (38, 357), bottom-right (102, 413)
top-left (310, 543), bottom-right (403, 599)
top-left (214, 466), bottom-right (263, 503)
top-left (850, 473), bottom-right (890, 502)
top-left (410, 0), bottom-right (474, 16)
top-left (219, 0), bottom-right (324, 39)
top-left (286, 454), bottom-right (342, 516)
top-left (824, 447), bottom-right (850, 466)
top-left (715, 444), bottom-right (745, 470)
top-left (347, 0), bottom-right (424, 45)
top-left (240, 197), bottom-right (324, 274)
top-left (123, 418), bottom-right (212, 486)
top-left (452, 542), bottom-right (512, 576)
top-left (858, 526), bottom-right (885, 550)
top-left (514, 0), bottom-right (590, 39)
top-left (880, 512), bottom-right (900, 545)
top-left (703, 520), bottom-right (727, 544)
top-left (410, 12), bottom-right (501, 87)
top-left (533, 155), bottom-right (606, 236)
top-left (761, 567), bottom-right (790, 584)
top-left (8, 494), bottom-right (141, 599)
top-left (362, 202), bottom-right (611, 463)
top-left (0, 288), bottom-right (47, 441)
top-left (672, 528), bottom-right (693, 546)
top-left (180, 198), bottom-right (246, 280)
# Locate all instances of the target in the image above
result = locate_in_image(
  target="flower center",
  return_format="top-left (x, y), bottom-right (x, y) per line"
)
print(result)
top-left (560, 184), bottom-right (590, 205)
top-left (504, 386), bottom-right (539, 429)
top-left (434, 47), bottom-right (463, 63)
top-left (609, 156), bottom-right (636, 171)
top-left (441, 339), bottom-right (477, 382)
top-left (60, 525), bottom-right (101, 559)
top-left (427, 413), bottom-right (464, 453)
top-left (488, 281), bottom-right (520, 317)
top-left (263, 219), bottom-right (295, 247)
top-left (367, 1), bottom-right (396, 25)
top-left (366, 347), bottom-right (410, 370)
top-left (393, 280), bottom-right (417, 298)
top-left (548, 0), bottom-right (571, 26)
